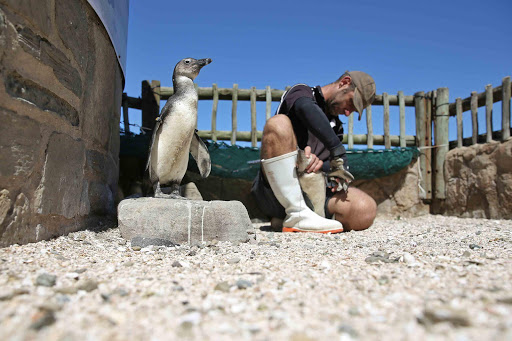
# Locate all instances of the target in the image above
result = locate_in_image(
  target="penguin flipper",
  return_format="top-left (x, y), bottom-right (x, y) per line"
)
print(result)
top-left (146, 100), bottom-right (172, 174)
top-left (190, 131), bottom-right (211, 178)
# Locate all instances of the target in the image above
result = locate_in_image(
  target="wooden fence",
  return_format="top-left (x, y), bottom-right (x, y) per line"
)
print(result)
top-left (121, 76), bottom-right (511, 205)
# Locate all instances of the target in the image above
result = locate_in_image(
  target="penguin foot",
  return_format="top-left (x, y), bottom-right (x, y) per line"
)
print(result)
top-left (154, 192), bottom-right (190, 200)
top-left (154, 183), bottom-right (189, 200)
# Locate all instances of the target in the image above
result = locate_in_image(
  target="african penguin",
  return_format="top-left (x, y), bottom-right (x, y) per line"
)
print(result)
top-left (146, 57), bottom-right (212, 199)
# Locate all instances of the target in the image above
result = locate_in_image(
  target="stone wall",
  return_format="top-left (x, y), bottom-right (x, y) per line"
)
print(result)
top-left (445, 139), bottom-right (512, 219)
top-left (0, 0), bottom-right (122, 246)
top-left (353, 158), bottom-right (428, 218)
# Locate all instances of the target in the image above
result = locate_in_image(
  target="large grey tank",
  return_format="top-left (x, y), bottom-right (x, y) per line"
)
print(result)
top-left (0, 0), bottom-right (129, 246)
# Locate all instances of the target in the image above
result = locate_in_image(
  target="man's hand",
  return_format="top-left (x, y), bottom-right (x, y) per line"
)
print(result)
top-left (304, 146), bottom-right (323, 173)
top-left (328, 157), bottom-right (354, 192)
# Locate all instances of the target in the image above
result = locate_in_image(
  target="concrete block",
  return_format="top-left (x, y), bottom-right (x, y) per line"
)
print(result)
top-left (118, 198), bottom-right (251, 245)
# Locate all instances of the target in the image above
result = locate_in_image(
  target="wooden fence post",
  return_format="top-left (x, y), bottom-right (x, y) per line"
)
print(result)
top-left (141, 80), bottom-right (160, 134)
top-left (398, 91), bottom-right (406, 148)
top-left (250, 87), bottom-right (257, 147)
top-left (231, 84), bottom-right (238, 145)
top-left (414, 91), bottom-right (428, 199)
top-left (456, 98), bottom-right (463, 147)
top-left (366, 105), bottom-right (373, 149)
top-left (502, 76), bottom-right (511, 140)
top-left (211, 83), bottom-right (218, 142)
top-left (265, 86), bottom-right (272, 121)
top-left (471, 91), bottom-right (478, 145)
top-left (348, 112), bottom-right (354, 149)
top-left (383, 92), bottom-right (390, 149)
top-left (434, 87), bottom-right (449, 200)
top-left (122, 93), bottom-right (130, 135)
top-left (425, 92), bottom-right (433, 200)
top-left (485, 84), bottom-right (493, 142)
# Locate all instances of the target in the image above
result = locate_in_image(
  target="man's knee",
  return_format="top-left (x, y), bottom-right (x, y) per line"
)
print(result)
top-left (263, 115), bottom-right (294, 137)
top-left (352, 192), bottom-right (377, 230)
top-left (261, 115), bottom-right (296, 159)
top-left (331, 188), bottom-right (376, 231)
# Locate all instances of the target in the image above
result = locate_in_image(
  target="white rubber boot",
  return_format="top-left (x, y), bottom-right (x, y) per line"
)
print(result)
top-left (261, 150), bottom-right (343, 233)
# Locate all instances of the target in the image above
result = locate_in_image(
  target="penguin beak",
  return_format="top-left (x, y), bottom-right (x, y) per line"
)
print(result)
top-left (197, 58), bottom-right (212, 68)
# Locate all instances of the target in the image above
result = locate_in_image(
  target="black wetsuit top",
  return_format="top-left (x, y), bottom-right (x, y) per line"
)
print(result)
top-left (277, 84), bottom-right (348, 171)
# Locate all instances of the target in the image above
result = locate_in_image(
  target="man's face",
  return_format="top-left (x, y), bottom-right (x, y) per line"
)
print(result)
top-left (325, 88), bottom-right (356, 118)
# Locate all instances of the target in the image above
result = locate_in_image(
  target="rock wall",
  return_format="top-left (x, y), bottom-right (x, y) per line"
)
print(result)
top-left (0, 0), bottom-right (122, 246)
top-left (445, 139), bottom-right (512, 219)
top-left (353, 158), bottom-right (429, 218)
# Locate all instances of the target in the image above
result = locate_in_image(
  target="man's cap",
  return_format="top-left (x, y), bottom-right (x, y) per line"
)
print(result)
top-left (346, 71), bottom-right (376, 121)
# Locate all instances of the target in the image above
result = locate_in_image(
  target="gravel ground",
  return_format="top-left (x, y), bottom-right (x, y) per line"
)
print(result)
top-left (0, 215), bottom-right (511, 341)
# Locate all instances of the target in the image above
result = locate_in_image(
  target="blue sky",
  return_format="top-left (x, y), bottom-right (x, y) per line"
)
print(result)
top-left (123, 0), bottom-right (511, 147)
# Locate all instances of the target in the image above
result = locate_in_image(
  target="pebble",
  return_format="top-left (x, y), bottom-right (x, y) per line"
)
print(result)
top-left (236, 279), bottom-right (253, 289)
top-left (0, 288), bottom-right (29, 301)
top-left (30, 308), bottom-right (56, 330)
top-left (418, 307), bottom-right (471, 327)
top-left (401, 252), bottom-right (416, 264)
top-left (113, 288), bottom-right (129, 297)
top-left (54, 286), bottom-right (78, 295)
top-left (214, 281), bottom-right (231, 292)
top-left (377, 275), bottom-right (389, 285)
top-left (35, 273), bottom-right (57, 287)
top-left (469, 244), bottom-right (482, 250)
top-left (76, 279), bottom-right (98, 292)
top-left (497, 297), bottom-right (512, 305)
top-left (338, 324), bottom-right (358, 337)
top-left (131, 236), bottom-right (174, 248)
top-left (226, 257), bottom-right (241, 264)
top-left (172, 260), bottom-right (183, 268)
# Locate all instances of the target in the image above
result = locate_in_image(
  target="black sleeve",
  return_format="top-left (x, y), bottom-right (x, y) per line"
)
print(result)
top-left (293, 96), bottom-right (343, 153)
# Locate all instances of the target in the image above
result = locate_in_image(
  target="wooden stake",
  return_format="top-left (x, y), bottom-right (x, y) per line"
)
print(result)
top-left (366, 105), bottom-right (373, 149)
top-left (265, 86), bottom-right (272, 121)
top-left (470, 91), bottom-right (479, 145)
top-left (348, 112), bottom-right (354, 149)
top-left (502, 76), bottom-right (511, 140)
top-left (250, 87), bottom-right (257, 147)
top-left (398, 91), bottom-right (406, 148)
top-left (434, 88), bottom-right (449, 200)
top-left (211, 83), bottom-right (218, 142)
top-left (231, 84), bottom-right (238, 145)
top-left (456, 97), bottom-right (463, 148)
top-left (485, 84), bottom-right (493, 143)
top-left (383, 92), bottom-right (390, 149)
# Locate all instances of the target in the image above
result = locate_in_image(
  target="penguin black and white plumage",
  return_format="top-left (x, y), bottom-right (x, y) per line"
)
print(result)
top-left (146, 57), bottom-right (212, 199)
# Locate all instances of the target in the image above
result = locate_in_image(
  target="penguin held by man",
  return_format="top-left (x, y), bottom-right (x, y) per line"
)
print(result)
top-left (146, 57), bottom-right (212, 199)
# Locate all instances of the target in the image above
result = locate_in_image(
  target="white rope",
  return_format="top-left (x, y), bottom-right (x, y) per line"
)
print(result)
top-left (200, 202), bottom-right (211, 243)
top-left (187, 202), bottom-right (192, 244)
top-left (417, 144), bottom-right (448, 150)
top-left (417, 160), bottom-right (427, 200)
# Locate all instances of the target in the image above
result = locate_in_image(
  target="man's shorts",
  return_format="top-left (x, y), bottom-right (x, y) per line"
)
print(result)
top-left (250, 169), bottom-right (334, 219)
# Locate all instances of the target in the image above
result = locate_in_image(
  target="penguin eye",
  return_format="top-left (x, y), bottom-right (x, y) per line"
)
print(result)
top-left (184, 60), bottom-right (190, 64)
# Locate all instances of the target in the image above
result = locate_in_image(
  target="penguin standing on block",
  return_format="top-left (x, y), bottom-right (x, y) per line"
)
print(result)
top-left (146, 57), bottom-right (212, 199)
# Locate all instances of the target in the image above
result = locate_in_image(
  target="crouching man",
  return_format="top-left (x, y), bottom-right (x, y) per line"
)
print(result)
top-left (251, 71), bottom-right (377, 233)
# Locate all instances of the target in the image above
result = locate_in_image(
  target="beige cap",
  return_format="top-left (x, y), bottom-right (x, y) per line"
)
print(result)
top-left (347, 71), bottom-right (376, 121)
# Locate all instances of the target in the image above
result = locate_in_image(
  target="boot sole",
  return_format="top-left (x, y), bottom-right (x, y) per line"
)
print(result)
top-left (282, 227), bottom-right (343, 234)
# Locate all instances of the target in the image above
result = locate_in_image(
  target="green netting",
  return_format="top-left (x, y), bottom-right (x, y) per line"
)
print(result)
top-left (343, 147), bottom-right (420, 180)
top-left (120, 135), bottom-right (420, 181)
top-left (192, 141), bottom-right (420, 181)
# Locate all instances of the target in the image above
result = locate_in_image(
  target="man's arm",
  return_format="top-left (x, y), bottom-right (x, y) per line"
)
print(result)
top-left (293, 97), bottom-right (353, 191)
